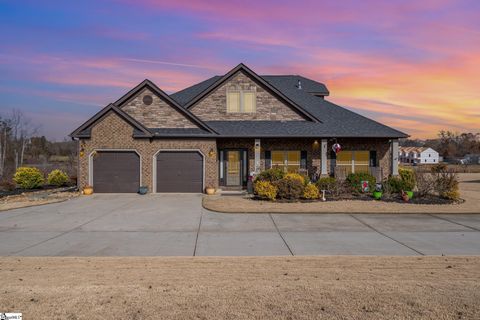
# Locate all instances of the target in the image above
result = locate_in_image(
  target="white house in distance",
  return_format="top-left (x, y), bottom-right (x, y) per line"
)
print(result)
top-left (399, 147), bottom-right (440, 164)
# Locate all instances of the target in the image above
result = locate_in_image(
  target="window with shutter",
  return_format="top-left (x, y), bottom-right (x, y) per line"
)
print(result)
top-left (227, 91), bottom-right (240, 113)
top-left (226, 88), bottom-right (256, 113)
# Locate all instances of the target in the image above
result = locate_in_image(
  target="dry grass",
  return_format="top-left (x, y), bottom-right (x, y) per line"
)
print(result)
top-left (205, 173), bottom-right (480, 213)
top-left (0, 256), bottom-right (478, 319)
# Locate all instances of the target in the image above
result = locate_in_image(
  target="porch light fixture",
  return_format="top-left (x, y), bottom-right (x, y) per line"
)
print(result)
top-left (208, 148), bottom-right (216, 158)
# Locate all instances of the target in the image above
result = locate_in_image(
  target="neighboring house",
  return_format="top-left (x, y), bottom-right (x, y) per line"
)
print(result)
top-left (70, 63), bottom-right (408, 193)
top-left (399, 147), bottom-right (439, 164)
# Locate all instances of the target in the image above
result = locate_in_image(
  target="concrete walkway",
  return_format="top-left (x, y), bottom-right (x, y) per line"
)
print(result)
top-left (0, 194), bottom-right (479, 256)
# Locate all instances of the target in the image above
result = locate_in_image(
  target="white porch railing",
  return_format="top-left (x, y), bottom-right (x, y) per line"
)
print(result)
top-left (334, 166), bottom-right (383, 182)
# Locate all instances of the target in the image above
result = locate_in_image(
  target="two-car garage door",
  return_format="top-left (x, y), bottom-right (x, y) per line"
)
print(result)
top-left (92, 150), bottom-right (203, 193)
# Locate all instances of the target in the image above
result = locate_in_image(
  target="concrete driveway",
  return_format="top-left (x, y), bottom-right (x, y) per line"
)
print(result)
top-left (1, 194), bottom-right (479, 256)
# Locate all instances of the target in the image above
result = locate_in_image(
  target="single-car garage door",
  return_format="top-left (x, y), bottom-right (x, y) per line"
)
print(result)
top-left (156, 151), bottom-right (203, 193)
top-left (92, 151), bottom-right (140, 193)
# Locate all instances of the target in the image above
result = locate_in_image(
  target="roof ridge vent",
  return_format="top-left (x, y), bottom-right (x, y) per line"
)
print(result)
top-left (297, 79), bottom-right (302, 90)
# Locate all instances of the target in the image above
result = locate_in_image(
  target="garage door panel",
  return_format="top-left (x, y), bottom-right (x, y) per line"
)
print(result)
top-left (93, 151), bottom-right (140, 193)
top-left (156, 151), bottom-right (203, 193)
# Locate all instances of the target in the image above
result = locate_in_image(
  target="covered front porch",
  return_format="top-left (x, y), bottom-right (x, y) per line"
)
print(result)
top-left (216, 137), bottom-right (398, 189)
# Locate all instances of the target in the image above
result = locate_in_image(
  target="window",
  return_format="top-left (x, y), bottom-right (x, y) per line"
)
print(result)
top-left (227, 91), bottom-right (240, 113)
top-left (226, 87), bottom-right (256, 113)
top-left (272, 151), bottom-right (301, 173)
top-left (336, 150), bottom-right (370, 174)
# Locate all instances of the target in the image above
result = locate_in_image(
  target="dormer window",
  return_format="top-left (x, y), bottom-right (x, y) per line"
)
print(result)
top-left (226, 86), bottom-right (256, 113)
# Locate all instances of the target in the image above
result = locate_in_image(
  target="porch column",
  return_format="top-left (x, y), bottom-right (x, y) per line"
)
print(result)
top-left (321, 139), bottom-right (328, 175)
top-left (391, 139), bottom-right (399, 176)
top-left (254, 138), bottom-right (261, 173)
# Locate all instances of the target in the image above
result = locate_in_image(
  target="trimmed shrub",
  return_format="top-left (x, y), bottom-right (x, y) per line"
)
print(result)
top-left (255, 168), bottom-right (286, 183)
top-left (13, 167), bottom-right (44, 189)
top-left (253, 180), bottom-right (277, 201)
top-left (47, 169), bottom-right (70, 187)
top-left (399, 168), bottom-right (416, 191)
top-left (385, 176), bottom-right (407, 194)
top-left (276, 177), bottom-right (304, 200)
top-left (284, 173), bottom-right (305, 185)
top-left (346, 172), bottom-right (376, 193)
top-left (316, 177), bottom-right (336, 192)
top-left (303, 183), bottom-right (319, 199)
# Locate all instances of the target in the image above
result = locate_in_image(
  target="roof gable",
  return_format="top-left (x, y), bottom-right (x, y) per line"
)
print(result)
top-left (115, 79), bottom-right (217, 134)
top-left (69, 103), bottom-right (153, 138)
top-left (183, 63), bottom-right (321, 122)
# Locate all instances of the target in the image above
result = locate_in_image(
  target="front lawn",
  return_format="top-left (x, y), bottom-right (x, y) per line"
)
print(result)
top-left (1, 256), bottom-right (478, 319)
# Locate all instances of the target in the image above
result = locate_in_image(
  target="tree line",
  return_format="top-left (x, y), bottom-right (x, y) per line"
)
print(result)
top-left (0, 109), bottom-right (76, 180)
top-left (400, 130), bottom-right (480, 159)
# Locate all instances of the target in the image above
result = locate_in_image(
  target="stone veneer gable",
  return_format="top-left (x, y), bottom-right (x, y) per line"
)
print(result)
top-left (120, 88), bottom-right (198, 128)
top-left (190, 71), bottom-right (307, 121)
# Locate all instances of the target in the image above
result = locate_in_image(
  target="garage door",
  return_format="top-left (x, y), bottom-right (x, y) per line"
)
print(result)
top-left (92, 151), bottom-right (140, 193)
top-left (156, 151), bottom-right (203, 193)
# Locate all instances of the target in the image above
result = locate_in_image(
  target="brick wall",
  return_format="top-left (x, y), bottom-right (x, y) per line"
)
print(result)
top-left (190, 71), bottom-right (306, 121)
top-left (78, 111), bottom-right (217, 193)
top-left (77, 112), bottom-right (393, 192)
top-left (120, 88), bottom-right (198, 128)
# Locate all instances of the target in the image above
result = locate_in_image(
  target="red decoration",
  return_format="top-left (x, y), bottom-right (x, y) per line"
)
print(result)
top-left (332, 143), bottom-right (342, 154)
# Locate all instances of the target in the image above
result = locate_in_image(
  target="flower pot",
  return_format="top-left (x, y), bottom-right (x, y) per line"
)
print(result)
top-left (406, 191), bottom-right (414, 199)
top-left (373, 191), bottom-right (383, 200)
top-left (138, 186), bottom-right (148, 195)
top-left (83, 186), bottom-right (93, 195)
top-left (205, 187), bottom-right (216, 195)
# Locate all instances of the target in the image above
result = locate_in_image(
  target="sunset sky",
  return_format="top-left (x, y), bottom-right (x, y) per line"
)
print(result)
top-left (0, 0), bottom-right (479, 140)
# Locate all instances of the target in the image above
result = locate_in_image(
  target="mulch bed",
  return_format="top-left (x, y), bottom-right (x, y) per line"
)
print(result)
top-left (252, 193), bottom-right (461, 205)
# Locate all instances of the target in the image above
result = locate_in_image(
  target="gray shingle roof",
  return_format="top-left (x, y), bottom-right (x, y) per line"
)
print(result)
top-left (205, 121), bottom-right (403, 138)
top-left (170, 76), bottom-right (221, 106)
top-left (149, 127), bottom-right (213, 137)
top-left (262, 75), bottom-right (329, 96)
top-left (171, 74), bottom-right (407, 138)
top-left (263, 77), bottom-right (407, 138)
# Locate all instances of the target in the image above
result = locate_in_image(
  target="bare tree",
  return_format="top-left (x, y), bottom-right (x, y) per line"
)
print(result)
top-left (9, 109), bottom-right (39, 170)
top-left (0, 116), bottom-right (11, 178)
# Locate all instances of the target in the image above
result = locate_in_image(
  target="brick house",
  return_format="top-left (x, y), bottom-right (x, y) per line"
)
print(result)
top-left (70, 63), bottom-right (407, 193)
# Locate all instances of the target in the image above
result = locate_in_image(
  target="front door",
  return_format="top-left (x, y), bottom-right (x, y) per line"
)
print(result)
top-left (226, 150), bottom-right (241, 186)
top-left (219, 149), bottom-right (248, 187)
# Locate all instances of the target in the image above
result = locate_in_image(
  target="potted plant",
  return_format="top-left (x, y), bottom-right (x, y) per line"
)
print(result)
top-left (138, 186), bottom-right (148, 195)
top-left (401, 190), bottom-right (409, 202)
top-left (205, 186), bottom-right (216, 195)
top-left (83, 185), bottom-right (93, 195)
top-left (373, 183), bottom-right (383, 200)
